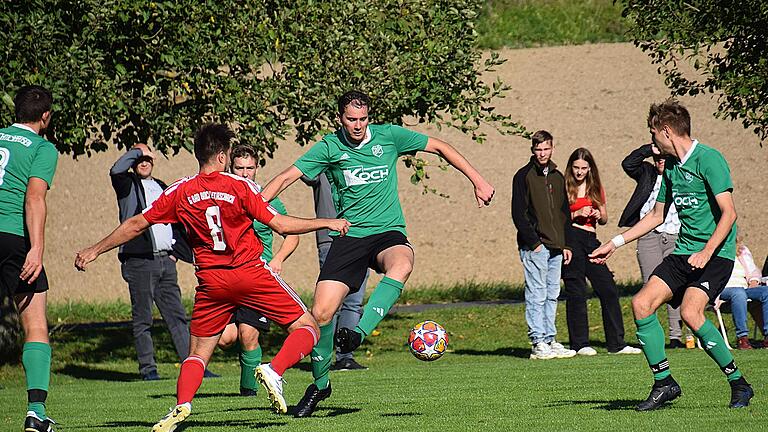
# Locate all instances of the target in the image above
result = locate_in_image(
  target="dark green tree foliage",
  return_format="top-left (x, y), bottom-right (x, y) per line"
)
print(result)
top-left (0, 0), bottom-right (524, 158)
top-left (622, 1), bottom-right (768, 144)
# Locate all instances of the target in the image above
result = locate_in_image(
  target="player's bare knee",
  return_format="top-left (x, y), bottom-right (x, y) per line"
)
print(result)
top-left (680, 305), bottom-right (705, 329)
top-left (631, 295), bottom-right (654, 319)
top-left (288, 313), bottom-right (319, 335)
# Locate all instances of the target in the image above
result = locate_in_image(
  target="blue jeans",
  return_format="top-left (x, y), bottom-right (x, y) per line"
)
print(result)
top-left (719, 286), bottom-right (768, 338)
top-left (520, 246), bottom-right (563, 344)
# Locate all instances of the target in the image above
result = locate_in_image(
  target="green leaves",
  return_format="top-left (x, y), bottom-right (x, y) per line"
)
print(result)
top-left (622, 0), bottom-right (768, 145)
top-left (1, 0), bottom-right (525, 164)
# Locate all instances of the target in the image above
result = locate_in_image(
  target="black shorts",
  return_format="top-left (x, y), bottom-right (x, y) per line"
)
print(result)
top-left (0, 232), bottom-right (49, 299)
top-left (318, 230), bottom-right (412, 293)
top-left (651, 254), bottom-right (734, 308)
top-left (230, 307), bottom-right (271, 332)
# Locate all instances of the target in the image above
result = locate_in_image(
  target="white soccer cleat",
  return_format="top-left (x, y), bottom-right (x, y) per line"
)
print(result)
top-left (577, 346), bottom-right (598, 356)
top-left (549, 341), bottom-right (577, 358)
top-left (255, 364), bottom-right (287, 414)
top-left (530, 342), bottom-right (556, 360)
top-left (152, 403), bottom-right (191, 432)
top-left (612, 345), bottom-right (642, 355)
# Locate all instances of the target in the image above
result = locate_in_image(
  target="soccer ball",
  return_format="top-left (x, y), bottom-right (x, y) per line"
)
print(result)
top-left (408, 320), bottom-right (448, 361)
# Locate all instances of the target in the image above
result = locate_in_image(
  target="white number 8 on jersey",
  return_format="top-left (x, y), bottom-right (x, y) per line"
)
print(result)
top-left (205, 205), bottom-right (227, 251)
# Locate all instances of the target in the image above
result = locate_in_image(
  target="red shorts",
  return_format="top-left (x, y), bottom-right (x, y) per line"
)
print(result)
top-left (191, 260), bottom-right (307, 337)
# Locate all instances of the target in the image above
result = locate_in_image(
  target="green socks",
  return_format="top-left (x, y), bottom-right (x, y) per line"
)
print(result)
top-left (311, 323), bottom-right (334, 390)
top-left (355, 277), bottom-right (404, 338)
top-left (23, 342), bottom-right (51, 419)
top-left (694, 319), bottom-right (742, 382)
top-left (239, 346), bottom-right (262, 391)
top-left (635, 315), bottom-right (670, 380)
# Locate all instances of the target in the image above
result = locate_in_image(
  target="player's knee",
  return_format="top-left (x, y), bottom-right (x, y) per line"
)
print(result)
top-left (217, 332), bottom-right (236, 349)
top-left (311, 307), bottom-right (335, 326)
top-left (679, 306), bottom-right (704, 327)
top-left (631, 295), bottom-right (653, 319)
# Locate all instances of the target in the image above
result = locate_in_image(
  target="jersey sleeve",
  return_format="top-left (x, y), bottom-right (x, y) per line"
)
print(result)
top-left (142, 184), bottom-right (180, 224)
top-left (701, 150), bottom-right (734, 195)
top-left (294, 140), bottom-right (331, 179)
top-left (29, 142), bottom-right (58, 188)
top-left (390, 125), bottom-right (428, 156)
top-left (241, 180), bottom-right (278, 225)
top-left (270, 196), bottom-right (288, 216)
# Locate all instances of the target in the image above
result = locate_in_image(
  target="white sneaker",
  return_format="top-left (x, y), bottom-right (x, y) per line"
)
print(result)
top-left (577, 346), bottom-right (598, 356)
top-left (611, 345), bottom-right (642, 355)
top-left (152, 403), bottom-right (191, 432)
top-left (530, 342), bottom-right (556, 360)
top-left (549, 341), bottom-right (577, 358)
top-left (255, 364), bottom-right (287, 413)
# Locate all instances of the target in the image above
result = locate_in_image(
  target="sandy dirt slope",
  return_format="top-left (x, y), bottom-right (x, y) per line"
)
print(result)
top-left (46, 43), bottom-right (767, 303)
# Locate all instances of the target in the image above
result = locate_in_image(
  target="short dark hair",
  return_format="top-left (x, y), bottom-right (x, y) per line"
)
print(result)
top-left (194, 124), bottom-right (235, 165)
top-left (647, 99), bottom-right (691, 136)
top-left (230, 144), bottom-right (259, 164)
top-left (531, 130), bottom-right (553, 147)
top-left (338, 90), bottom-right (371, 115)
top-left (14, 85), bottom-right (53, 123)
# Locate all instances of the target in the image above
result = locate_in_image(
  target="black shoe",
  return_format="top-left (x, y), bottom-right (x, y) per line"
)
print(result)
top-left (330, 358), bottom-right (368, 371)
top-left (667, 339), bottom-right (685, 349)
top-left (335, 328), bottom-right (362, 354)
top-left (24, 413), bottom-right (55, 432)
top-left (636, 378), bottom-right (682, 411)
top-left (240, 387), bottom-right (258, 396)
top-left (293, 383), bottom-right (332, 418)
top-left (729, 378), bottom-right (754, 408)
top-left (203, 369), bottom-right (220, 378)
top-left (142, 370), bottom-right (161, 381)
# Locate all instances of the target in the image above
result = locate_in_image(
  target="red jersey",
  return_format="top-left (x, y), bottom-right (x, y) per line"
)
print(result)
top-left (143, 171), bottom-right (277, 269)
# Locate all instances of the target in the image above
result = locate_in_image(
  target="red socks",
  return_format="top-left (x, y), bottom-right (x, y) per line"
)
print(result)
top-left (270, 326), bottom-right (318, 376)
top-left (177, 355), bottom-right (206, 405)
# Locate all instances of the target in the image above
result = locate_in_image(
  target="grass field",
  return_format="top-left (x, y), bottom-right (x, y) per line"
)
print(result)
top-left (2, 299), bottom-right (766, 431)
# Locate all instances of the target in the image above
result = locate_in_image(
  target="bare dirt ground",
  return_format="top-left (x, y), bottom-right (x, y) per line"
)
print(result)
top-left (47, 43), bottom-right (767, 303)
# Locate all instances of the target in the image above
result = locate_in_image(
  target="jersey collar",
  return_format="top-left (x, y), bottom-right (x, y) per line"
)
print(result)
top-left (341, 126), bottom-right (372, 149)
top-left (11, 123), bottom-right (37, 134)
top-left (678, 139), bottom-right (699, 166)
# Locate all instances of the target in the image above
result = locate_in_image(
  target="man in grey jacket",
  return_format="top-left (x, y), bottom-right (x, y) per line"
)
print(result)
top-left (110, 143), bottom-right (198, 380)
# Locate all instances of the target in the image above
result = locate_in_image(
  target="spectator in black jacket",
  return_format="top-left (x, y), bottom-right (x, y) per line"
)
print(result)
top-left (619, 144), bottom-right (685, 348)
top-left (110, 143), bottom-right (203, 380)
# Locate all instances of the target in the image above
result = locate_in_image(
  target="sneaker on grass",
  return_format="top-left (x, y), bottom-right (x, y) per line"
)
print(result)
top-left (530, 342), bottom-right (556, 360)
top-left (255, 364), bottom-right (287, 414)
top-left (549, 341), bottom-right (576, 358)
top-left (577, 346), bottom-right (597, 356)
top-left (152, 403), bottom-right (191, 432)
top-left (24, 412), bottom-right (56, 432)
top-left (611, 345), bottom-right (642, 355)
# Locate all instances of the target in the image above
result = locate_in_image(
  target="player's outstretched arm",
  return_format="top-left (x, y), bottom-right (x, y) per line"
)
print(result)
top-left (75, 214), bottom-right (151, 271)
top-left (423, 137), bottom-right (495, 207)
top-left (589, 201), bottom-right (665, 264)
top-left (269, 235), bottom-right (300, 274)
top-left (20, 178), bottom-right (49, 283)
top-left (267, 214), bottom-right (350, 237)
top-left (689, 191), bottom-right (737, 269)
top-left (261, 166), bottom-right (304, 201)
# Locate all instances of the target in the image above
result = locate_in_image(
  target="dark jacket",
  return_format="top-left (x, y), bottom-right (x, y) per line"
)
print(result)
top-left (110, 148), bottom-right (192, 263)
top-left (618, 144), bottom-right (664, 228)
top-left (511, 157), bottom-right (572, 251)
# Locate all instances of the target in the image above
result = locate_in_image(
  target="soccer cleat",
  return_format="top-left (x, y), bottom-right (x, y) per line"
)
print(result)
top-left (636, 378), bottom-right (682, 411)
top-left (729, 379), bottom-right (754, 408)
top-left (24, 412), bottom-right (55, 432)
top-left (330, 358), bottom-right (368, 371)
top-left (529, 342), bottom-right (556, 360)
top-left (335, 327), bottom-right (362, 354)
top-left (611, 345), bottom-right (642, 355)
top-left (549, 341), bottom-right (576, 358)
top-left (667, 339), bottom-right (685, 349)
top-left (203, 369), bottom-right (221, 378)
top-left (293, 383), bottom-right (332, 418)
top-left (255, 364), bottom-right (287, 414)
top-left (142, 370), bottom-right (161, 381)
top-left (240, 387), bottom-right (258, 396)
top-left (152, 403), bottom-right (191, 432)
top-left (577, 346), bottom-right (598, 356)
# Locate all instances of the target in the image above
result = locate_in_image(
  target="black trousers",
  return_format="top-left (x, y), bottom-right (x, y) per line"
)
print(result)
top-left (562, 228), bottom-right (626, 352)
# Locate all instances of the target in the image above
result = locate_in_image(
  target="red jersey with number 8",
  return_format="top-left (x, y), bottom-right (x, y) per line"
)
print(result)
top-left (143, 171), bottom-right (277, 269)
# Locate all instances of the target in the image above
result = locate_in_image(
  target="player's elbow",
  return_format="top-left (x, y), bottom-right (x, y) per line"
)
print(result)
top-left (269, 216), bottom-right (288, 236)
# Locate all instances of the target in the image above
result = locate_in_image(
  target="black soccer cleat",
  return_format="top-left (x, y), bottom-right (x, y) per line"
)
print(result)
top-left (24, 412), bottom-right (55, 432)
top-left (335, 327), bottom-right (362, 354)
top-left (330, 358), bottom-right (368, 371)
top-left (636, 378), bottom-right (682, 411)
top-left (729, 378), bottom-right (754, 408)
top-left (240, 387), bottom-right (258, 396)
top-left (293, 383), bottom-right (332, 418)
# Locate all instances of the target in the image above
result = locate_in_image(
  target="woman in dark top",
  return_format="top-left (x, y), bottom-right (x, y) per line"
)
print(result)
top-left (562, 148), bottom-right (640, 355)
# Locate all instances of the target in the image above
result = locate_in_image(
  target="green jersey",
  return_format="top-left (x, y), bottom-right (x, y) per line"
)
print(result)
top-left (656, 141), bottom-right (736, 260)
top-left (294, 124), bottom-right (428, 238)
top-left (0, 124), bottom-right (58, 237)
top-left (253, 194), bottom-right (287, 262)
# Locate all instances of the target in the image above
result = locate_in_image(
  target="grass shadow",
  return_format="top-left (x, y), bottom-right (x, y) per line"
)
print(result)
top-left (290, 406), bottom-right (361, 417)
top-left (546, 399), bottom-right (641, 411)
top-left (95, 419), bottom-right (287, 429)
top-left (381, 412), bottom-right (421, 417)
top-left (453, 347), bottom-right (531, 359)
top-left (55, 364), bottom-right (138, 382)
